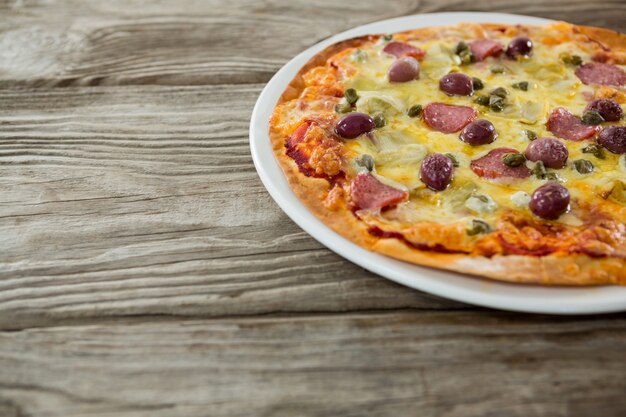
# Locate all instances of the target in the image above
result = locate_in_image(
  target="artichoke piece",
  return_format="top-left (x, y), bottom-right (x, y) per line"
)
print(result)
top-left (356, 92), bottom-right (404, 117)
top-left (465, 194), bottom-right (498, 213)
top-left (374, 144), bottom-right (427, 167)
top-left (519, 100), bottom-right (546, 125)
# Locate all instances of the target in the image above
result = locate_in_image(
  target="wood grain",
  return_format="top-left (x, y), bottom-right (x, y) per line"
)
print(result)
top-left (0, 84), bottom-right (467, 330)
top-left (1, 1), bottom-right (626, 416)
top-left (1, 312), bottom-right (626, 417)
top-left (0, 0), bottom-right (624, 87)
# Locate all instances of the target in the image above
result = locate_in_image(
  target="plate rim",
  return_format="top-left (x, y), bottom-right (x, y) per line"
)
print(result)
top-left (249, 12), bottom-right (626, 315)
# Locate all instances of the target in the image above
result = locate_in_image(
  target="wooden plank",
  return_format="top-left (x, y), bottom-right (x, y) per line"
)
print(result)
top-left (0, 0), bottom-right (623, 87)
top-left (0, 85), bottom-right (469, 330)
top-left (0, 1), bottom-right (625, 415)
top-left (0, 311), bottom-right (625, 417)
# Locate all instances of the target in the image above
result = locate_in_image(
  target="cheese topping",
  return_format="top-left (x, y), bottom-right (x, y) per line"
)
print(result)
top-left (333, 26), bottom-right (626, 226)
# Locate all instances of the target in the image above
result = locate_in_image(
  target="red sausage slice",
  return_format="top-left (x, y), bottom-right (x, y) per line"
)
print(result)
top-left (382, 41), bottom-right (425, 60)
top-left (469, 39), bottom-right (503, 61)
top-left (286, 122), bottom-right (309, 148)
top-left (285, 122), bottom-right (315, 176)
top-left (575, 63), bottom-right (626, 86)
top-left (423, 103), bottom-right (477, 134)
top-left (470, 148), bottom-right (531, 179)
top-left (350, 173), bottom-right (408, 211)
top-left (546, 107), bottom-right (600, 141)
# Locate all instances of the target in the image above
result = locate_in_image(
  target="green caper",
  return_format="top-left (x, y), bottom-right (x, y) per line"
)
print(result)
top-left (474, 95), bottom-right (490, 106)
top-left (512, 81), bottom-right (529, 91)
top-left (452, 42), bottom-right (471, 65)
top-left (335, 102), bottom-right (352, 114)
top-left (532, 160), bottom-right (547, 179)
top-left (581, 110), bottom-right (604, 125)
top-left (350, 49), bottom-right (367, 62)
top-left (344, 88), bottom-right (359, 105)
top-left (354, 154), bottom-right (374, 172)
top-left (582, 143), bottom-right (606, 159)
top-left (490, 87), bottom-right (508, 98)
top-left (382, 34), bottom-right (393, 42)
top-left (524, 130), bottom-right (538, 141)
top-left (458, 49), bottom-right (474, 65)
top-left (445, 153), bottom-right (459, 167)
top-left (570, 55), bottom-right (583, 66)
top-left (455, 41), bottom-right (469, 54)
top-left (373, 113), bottom-right (386, 128)
top-left (560, 53), bottom-right (583, 66)
top-left (466, 219), bottom-right (491, 236)
top-left (490, 65), bottom-right (505, 74)
top-left (489, 95), bottom-right (505, 112)
top-left (502, 153), bottom-right (526, 167)
top-left (472, 77), bottom-right (484, 90)
top-left (574, 159), bottom-right (594, 174)
top-left (545, 172), bottom-right (560, 181)
top-left (407, 104), bottom-right (423, 117)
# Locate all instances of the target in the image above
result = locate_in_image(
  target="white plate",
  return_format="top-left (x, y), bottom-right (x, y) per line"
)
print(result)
top-left (250, 12), bottom-right (626, 314)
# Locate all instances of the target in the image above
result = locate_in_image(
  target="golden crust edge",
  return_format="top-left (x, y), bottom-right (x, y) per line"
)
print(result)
top-left (575, 24), bottom-right (626, 52)
top-left (267, 22), bottom-right (626, 286)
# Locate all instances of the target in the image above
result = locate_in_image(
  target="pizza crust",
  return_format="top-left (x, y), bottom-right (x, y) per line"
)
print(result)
top-left (267, 22), bottom-right (626, 286)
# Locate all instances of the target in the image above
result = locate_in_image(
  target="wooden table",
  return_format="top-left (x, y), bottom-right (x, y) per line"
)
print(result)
top-left (1, 1), bottom-right (625, 416)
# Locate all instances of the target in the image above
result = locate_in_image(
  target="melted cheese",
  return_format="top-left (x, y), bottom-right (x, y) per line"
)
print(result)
top-left (338, 29), bottom-right (626, 226)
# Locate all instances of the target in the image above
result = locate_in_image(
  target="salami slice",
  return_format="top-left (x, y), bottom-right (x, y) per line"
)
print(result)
top-left (423, 103), bottom-right (477, 134)
top-left (470, 148), bottom-right (531, 179)
top-left (350, 173), bottom-right (408, 210)
top-left (286, 122), bottom-right (309, 148)
top-left (469, 39), bottom-right (503, 61)
top-left (285, 122), bottom-right (314, 175)
top-left (546, 107), bottom-right (599, 141)
top-left (575, 63), bottom-right (626, 86)
top-left (382, 41), bottom-right (425, 60)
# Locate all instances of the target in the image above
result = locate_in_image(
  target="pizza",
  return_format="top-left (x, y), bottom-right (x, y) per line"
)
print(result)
top-left (268, 21), bottom-right (626, 285)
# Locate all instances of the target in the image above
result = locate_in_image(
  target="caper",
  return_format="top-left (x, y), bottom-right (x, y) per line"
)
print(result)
top-left (344, 88), bottom-right (359, 105)
top-left (569, 55), bottom-right (583, 66)
top-left (474, 95), bottom-right (490, 106)
top-left (354, 154), bottom-right (374, 172)
top-left (350, 49), bottom-right (367, 62)
top-left (445, 153), bottom-right (459, 167)
top-left (455, 41), bottom-right (469, 55)
top-left (560, 53), bottom-right (583, 66)
top-left (489, 95), bottom-right (505, 112)
top-left (581, 110), bottom-right (604, 125)
top-left (582, 143), bottom-right (605, 159)
top-left (382, 34), bottom-right (393, 42)
top-left (466, 219), bottom-right (491, 236)
top-left (512, 81), bottom-right (529, 91)
top-left (453, 42), bottom-right (474, 64)
top-left (407, 104), bottom-right (423, 117)
top-left (458, 49), bottom-right (474, 65)
top-left (472, 77), bottom-right (484, 90)
top-left (524, 130), bottom-right (538, 141)
top-left (490, 87), bottom-right (508, 98)
top-left (490, 65), bottom-right (505, 74)
top-left (574, 159), bottom-right (594, 174)
top-left (545, 172), bottom-right (559, 181)
top-left (335, 102), bottom-right (352, 114)
top-left (532, 160), bottom-right (547, 179)
top-left (373, 113), bottom-right (386, 128)
top-left (502, 153), bottom-right (526, 167)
